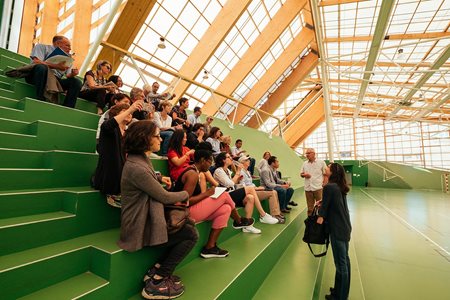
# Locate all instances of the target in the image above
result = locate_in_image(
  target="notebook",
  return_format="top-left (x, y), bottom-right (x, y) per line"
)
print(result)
top-left (45, 47), bottom-right (74, 65)
top-left (210, 187), bottom-right (227, 199)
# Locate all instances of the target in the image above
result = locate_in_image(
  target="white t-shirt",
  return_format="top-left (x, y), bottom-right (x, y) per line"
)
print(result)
top-left (301, 159), bottom-right (327, 191)
top-left (154, 112), bottom-right (172, 129)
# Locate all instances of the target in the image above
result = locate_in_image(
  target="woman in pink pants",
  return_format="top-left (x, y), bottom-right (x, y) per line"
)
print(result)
top-left (173, 145), bottom-right (254, 258)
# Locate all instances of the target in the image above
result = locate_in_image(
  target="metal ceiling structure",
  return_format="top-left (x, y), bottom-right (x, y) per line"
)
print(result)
top-left (15, 0), bottom-right (450, 151)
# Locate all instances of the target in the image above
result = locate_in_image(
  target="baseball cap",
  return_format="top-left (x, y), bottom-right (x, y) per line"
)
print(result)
top-left (238, 155), bottom-right (250, 163)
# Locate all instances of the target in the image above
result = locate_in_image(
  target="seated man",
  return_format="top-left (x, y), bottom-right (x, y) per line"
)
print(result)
top-left (231, 139), bottom-right (256, 175)
top-left (26, 35), bottom-right (82, 108)
top-left (259, 156), bottom-right (295, 214)
top-left (187, 106), bottom-right (202, 125)
top-left (143, 81), bottom-right (175, 111)
top-left (186, 123), bottom-right (205, 149)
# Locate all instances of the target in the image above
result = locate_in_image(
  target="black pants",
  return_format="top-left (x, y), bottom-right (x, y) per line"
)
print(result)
top-left (25, 64), bottom-right (81, 108)
top-left (156, 223), bottom-right (198, 277)
top-left (79, 88), bottom-right (107, 109)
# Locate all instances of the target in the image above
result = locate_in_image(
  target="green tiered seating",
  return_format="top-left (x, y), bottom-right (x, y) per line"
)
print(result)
top-left (0, 47), bottom-right (327, 299)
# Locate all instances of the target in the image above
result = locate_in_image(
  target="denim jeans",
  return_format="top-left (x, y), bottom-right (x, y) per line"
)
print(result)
top-left (160, 130), bottom-right (173, 156)
top-left (156, 223), bottom-right (198, 277)
top-left (330, 236), bottom-right (351, 300)
top-left (273, 186), bottom-right (294, 210)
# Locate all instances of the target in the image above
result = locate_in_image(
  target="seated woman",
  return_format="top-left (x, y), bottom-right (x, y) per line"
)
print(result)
top-left (238, 155), bottom-right (285, 224)
top-left (205, 127), bottom-right (222, 157)
top-left (104, 75), bottom-right (124, 107)
top-left (167, 129), bottom-right (194, 181)
top-left (213, 152), bottom-right (271, 233)
top-left (154, 101), bottom-right (182, 157)
top-left (256, 151), bottom-right (271, 174)
top-left (118, 120), bottom-right (198, 300)
top-left (94, 100), bottom-right (143, 207)
top-left (173, 144), bottom-right (253, 258)
top-left (79, 60), bottom-right (115, 115)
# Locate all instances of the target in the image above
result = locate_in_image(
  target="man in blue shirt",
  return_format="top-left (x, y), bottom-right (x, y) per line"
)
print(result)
top-left (26, 35), bottom-right (82, 108)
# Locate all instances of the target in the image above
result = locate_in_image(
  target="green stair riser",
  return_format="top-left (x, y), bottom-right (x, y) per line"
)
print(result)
top-left (0, 97), bottom-right (99, 128)
top-left (0, 149), bottom-right (46, 168)
top-left (0, 120), bottom-right (96, 153)
top-left (216, 211), bottom-right (305, 300)
top-left (0, 191), bottom-right (76, 219)
top-left (17, 272), bottom-right (109, 300)
top-left (1, 247), bottom-right (109, 300)
top-left (0, 55), bottom-right (27, 70)
top-left (0, 118), bottom-right (34, 135)
top-left (0, 192), bottom-right (120, 255)
top-left (0, 50), bottom-right (30, 63)
top-left (0, 96), bottom-right (19, 108)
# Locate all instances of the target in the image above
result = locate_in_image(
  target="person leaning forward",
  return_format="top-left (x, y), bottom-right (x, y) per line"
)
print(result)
top-left (26, 35), bottom-right (82, 108)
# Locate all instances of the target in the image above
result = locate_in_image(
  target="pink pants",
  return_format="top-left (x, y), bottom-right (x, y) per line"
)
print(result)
top-left (189, 192), bottom-right (235, 229)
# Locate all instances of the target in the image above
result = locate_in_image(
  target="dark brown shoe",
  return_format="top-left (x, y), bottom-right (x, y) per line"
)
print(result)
top-left (281, 209), bottom-right (290, 213)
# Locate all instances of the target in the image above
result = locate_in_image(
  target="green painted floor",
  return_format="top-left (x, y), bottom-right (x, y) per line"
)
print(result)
top-left (254, 187), bottom-right (450, 300)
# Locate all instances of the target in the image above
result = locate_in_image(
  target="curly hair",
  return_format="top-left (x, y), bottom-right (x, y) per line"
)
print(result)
top-left (208, 126), bottom-right (221, 139)
top-left (168, 129), bottom-right (186, 156)
top-left (124, 120), bottom-right (158, 155)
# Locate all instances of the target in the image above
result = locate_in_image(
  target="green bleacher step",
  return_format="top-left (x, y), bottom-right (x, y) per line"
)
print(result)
top-left (0, 97), bottom-right (99, 129)
top-left (0, 49), bottom-right (30, 63)
top-left (0, 118), bottom-right (96, 153)
top-left (0, 148), bottom-right (97, 191)
top-left (0, 54), bottom-right (27, 70)
top-left (0, 95), bottom-right (19, 108)
top-left (127, 202), bottom-right (306, 300)
top-left (0, 190), bottom-right (77, 219)
top-left (17, 272), bottom-right (109, 300)
top-left (0, 188), bottom-right (120, 255)
top-left (1, 245), bottom-right (111, 300)
top-left (0, 211), bottom-right (75, 229)
top-left (253, 230), bottom-right (327, 300)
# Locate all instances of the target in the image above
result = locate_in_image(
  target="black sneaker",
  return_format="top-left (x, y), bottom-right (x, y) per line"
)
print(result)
top-left (142, 277), bottom-right (184, 299)
top-left (200, 245), bottom-right (229, 258)
top-left (232, 217), bottom-right (255, 229)
top-left (143, 266), bottom-right (182, 286)
top-left (288, 201), bottom-right (298, 206)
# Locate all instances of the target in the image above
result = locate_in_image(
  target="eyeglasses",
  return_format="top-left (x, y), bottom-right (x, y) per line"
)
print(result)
top-left (103, 65), bottom-right (111, 70)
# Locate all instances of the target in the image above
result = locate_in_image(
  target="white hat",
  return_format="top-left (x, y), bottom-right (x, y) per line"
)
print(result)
top-left (238, 155), bottom-right (250, 163)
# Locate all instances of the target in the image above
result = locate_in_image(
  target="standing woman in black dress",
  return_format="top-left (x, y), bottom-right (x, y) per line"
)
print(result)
top-left (317, 163), bottom-right (352, 300)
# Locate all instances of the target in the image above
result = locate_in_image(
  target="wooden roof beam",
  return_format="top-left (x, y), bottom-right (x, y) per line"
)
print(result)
top-left (94, 0), bottom-right (157, 74)
top-left (231, 26), bottom-right (316, 124)
top-left (246, 52), bottom-right (319, 128)
top-left (201, 0), bottom-right (309, 115)
top-left (283, 97), bottom-right (325, 147)
top-left (170, 0), bottom-right (252, 102)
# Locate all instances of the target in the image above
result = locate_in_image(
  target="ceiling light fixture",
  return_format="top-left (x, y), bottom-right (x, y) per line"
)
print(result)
top-left (202, 70), bottom-right (209, 80)
top-left (158, 37), bottom-right (166, 49)
top-left (397, 48), bottom-right (404, 59)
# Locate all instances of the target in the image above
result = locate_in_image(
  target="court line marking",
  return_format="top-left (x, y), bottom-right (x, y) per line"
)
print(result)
top-left (350, 237), bottom-right (367, 300)
top-left (359, 189), bottom-right (449, 257)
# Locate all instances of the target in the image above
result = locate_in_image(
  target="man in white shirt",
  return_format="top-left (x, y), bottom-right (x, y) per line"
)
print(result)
top-left (300, 148), bottom-right (328, 216)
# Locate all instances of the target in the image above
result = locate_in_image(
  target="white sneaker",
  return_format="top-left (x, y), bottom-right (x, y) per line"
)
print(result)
top-left (259, 213), bottom-right (279, 225)
top-left (242, 225), bottom-right (261, 234)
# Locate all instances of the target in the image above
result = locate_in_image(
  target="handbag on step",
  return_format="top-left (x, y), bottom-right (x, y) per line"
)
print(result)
top-left (164, 204), bottom-right (191, 234)
top-left (302, 206), bottom-right (329, 257)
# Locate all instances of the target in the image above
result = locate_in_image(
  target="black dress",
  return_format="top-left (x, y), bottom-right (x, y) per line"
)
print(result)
top-left (94, 118), bottom-right (125, 195)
